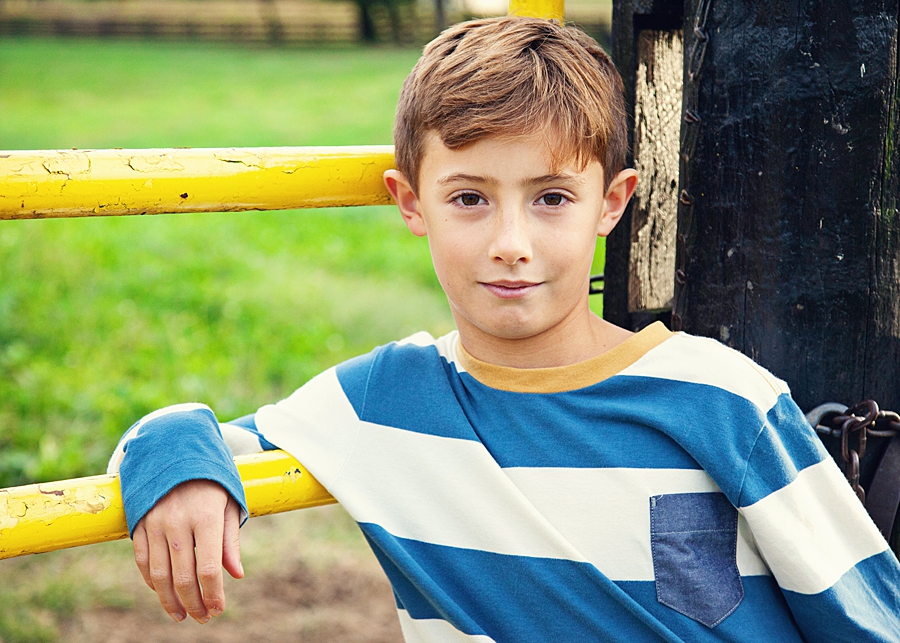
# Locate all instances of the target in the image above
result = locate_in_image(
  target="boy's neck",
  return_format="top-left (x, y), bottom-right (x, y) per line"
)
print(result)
top-left (456, 310), bottom-right (634, 369)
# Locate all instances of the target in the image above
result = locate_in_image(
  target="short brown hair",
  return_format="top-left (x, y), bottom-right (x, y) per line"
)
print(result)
top-left (393, 16), bottom-right (627, 192)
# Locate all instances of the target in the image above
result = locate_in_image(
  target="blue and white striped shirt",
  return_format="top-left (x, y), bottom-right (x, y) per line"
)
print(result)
top-left (110, 322), bottom-right (900, 642)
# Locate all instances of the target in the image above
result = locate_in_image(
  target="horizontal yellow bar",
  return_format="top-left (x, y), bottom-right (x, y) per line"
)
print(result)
top-left (508, 0), bottom-right (564, 21)
top-left (0, 146), bottom-right (395, 220)
top-left (0, 450), bottom-right (335, 560)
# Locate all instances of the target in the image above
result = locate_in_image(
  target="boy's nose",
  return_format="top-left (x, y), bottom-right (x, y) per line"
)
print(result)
top-left (489, 208), bottom-right (532, 266)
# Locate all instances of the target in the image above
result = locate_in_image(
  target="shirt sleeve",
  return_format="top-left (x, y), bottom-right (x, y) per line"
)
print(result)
top-left (736, 394), bottom-right (900, 642)
top-left (107, 403), bottom-right (267, 536)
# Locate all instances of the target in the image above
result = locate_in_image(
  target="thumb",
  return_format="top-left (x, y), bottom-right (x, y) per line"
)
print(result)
top-left (222, 499), bottom-right (244, 579)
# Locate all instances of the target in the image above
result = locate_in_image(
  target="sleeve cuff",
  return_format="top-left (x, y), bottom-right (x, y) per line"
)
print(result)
top-left (118, 406), bottom-right (249, 536)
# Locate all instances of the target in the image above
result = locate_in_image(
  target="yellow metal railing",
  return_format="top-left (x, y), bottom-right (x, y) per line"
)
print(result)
top-left (0, 0), bottom-right (565, 559)
top-left (0, 147), bottom-right (395, 220)
top-left (509, 0), bottom-right (564, 21)
top-left (0, 450), bottom-right (334, 560)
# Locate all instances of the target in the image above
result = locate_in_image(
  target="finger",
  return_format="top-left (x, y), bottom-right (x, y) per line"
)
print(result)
top-left (132, 524), bottom-right (154, 590)
top-left (168, 529), bottom-right (210, 623)
top-left (222, 498), bottom-right (244, 581)
top-left (147, 525), bottom-right (187, 622)
top-left (193, 509), bottom-right (226, 617)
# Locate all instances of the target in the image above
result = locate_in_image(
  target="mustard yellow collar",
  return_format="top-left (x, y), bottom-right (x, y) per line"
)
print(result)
top-left (456, 322), bottom-right (673, 393)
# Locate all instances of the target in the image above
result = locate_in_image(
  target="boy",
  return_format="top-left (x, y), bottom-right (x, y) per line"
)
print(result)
top-left (108, 16), bottom-right (900, 642)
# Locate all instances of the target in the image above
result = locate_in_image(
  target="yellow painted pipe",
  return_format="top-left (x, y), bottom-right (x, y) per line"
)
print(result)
top-left (0, 147), bottom-right (395, 220)
top-left (0, 450), bottom-right (335, 560)
top-left (508, 0), bottom-right (564, 21)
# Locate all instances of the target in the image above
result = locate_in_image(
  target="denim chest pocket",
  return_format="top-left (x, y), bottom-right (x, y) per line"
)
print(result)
top-left (649, 492), bottom-right (744, 628)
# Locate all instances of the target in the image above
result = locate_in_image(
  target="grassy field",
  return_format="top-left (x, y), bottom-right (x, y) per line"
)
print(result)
top-left (0, 36), bottom-right (606, 642)
top-left (0, 37), bottom-right (606, 488)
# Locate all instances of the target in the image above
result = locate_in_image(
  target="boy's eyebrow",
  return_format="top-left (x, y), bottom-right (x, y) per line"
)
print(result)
top-left (437, 173), bottom-right (498, 186)
top-left (436, 172), bottom-right (586, 187)
top-left (524, 172), bottom-right (586, 186)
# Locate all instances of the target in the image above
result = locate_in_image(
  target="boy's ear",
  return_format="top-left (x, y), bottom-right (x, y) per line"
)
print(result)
top-left (384, 169), bottom-right (427, 237)
top-left (597, 168), bottom-right (639, 237)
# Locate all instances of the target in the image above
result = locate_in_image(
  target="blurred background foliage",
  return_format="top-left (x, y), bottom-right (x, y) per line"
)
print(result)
top-left (0, 0), bottom-right (611, 47)
top-left (0, 36), bottom-right (608, 489)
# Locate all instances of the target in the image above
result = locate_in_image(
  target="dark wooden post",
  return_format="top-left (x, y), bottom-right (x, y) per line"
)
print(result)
top-left (609, 0), bottom-right (899, 500)
top-left (673, 0), bottom-right (899, 416)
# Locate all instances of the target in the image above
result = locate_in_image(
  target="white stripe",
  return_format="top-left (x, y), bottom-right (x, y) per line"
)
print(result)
top-left (397, 331), bottom-right (438, 348)
top-left (258, 353), bottom-right (584, 562)
top-left (741, 457), bottom-right (888, 594)
top-left (220, 422), bottom-right (265, 456)
top-left (620, 333), bottom-right (789, 412)
top-left (334, 424), bottom-right (589, 561)
top-left (504, 467), bottom-right (770, 580)
top-left (433, 331), bottom-right (463, 372)
top-left (106, 402), bottom-right (211, 474)
top-left (392, 330), bottom-right (463, 372)
top-left (254, 367), bottom-right (362, 487)
top-left (397, 609), bottom-right (496, 643)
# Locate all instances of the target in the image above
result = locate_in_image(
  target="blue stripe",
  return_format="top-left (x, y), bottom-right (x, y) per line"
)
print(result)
top-left (782, 550), bottom-right (900, 643)
top-left (360, 523), bottom-right (683, 642)
top-left (336, 344), bottom-right (480, 441)
top-left (338, 342), bottom-right (822, 506)
top-left (119, 408), bottom-right (247, 535)
top-left (616, 577), bottom-right (804, 642)
top-left (738, 395), bottom-right (830, 506)
top-left (451, 373), bottom-right (705, 471)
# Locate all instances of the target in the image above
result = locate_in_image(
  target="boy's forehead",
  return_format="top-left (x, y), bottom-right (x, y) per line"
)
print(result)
top-left (418, 130), bottom-right (600, 184)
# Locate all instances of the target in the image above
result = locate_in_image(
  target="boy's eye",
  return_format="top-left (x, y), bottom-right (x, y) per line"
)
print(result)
top-left (538, 193), bottom-right (567, 206)
top-left (456, 193), bottom-right (484, 206)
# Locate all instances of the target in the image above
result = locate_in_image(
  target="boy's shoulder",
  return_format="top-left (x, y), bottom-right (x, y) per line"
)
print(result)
top-left (334, 324), bottom-right (792, 418)
top-left (336, 329), bottom-right (460, 381)
top-left (620, 328), bottom-right (793, 413)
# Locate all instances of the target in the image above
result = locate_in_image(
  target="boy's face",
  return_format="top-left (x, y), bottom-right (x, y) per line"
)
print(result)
top-left (385, 132), bottom-right (635, 358)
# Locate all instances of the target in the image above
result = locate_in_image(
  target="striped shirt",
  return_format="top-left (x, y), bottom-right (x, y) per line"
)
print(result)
top-left (110, 322), bottom-right (900, 642)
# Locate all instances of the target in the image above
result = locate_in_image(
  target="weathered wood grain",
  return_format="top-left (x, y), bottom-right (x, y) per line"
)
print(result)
top-left (607, 0), bottom-right (682, 330)
top-left (628, 29), bottom-right (682, 313)
top-left (675, 0), bottom-right (900, 414)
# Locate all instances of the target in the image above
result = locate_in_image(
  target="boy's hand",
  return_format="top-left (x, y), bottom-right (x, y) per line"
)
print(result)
top-left (132, 479), bottom-right (244, 623)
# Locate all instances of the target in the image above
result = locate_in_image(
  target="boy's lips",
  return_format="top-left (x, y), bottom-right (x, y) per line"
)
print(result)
top-left (480, 280), bottom-right (542, 299)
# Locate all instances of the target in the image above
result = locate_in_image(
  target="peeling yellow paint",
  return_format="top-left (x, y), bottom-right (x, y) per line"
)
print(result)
top-left (0, 451), bottom-right (334, 559)
top-left (0, 146), bottom-right (395, 220)
top-left (0, 494), bottom-right (21, 530)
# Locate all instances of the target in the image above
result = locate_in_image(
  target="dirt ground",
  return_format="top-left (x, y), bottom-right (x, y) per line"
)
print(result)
top-left (3, 506), bottom-right (405, 643)
top-left (67, 558), bottom-right (403, 643)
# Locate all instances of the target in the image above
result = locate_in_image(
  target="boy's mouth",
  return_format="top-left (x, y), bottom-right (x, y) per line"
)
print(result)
top-left (480, 280), bottom-right (541, 299)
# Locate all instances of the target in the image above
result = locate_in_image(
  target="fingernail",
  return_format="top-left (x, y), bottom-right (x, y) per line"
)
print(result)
top-left (239, 561), bottom-right (244, 576)
top-left (172, 613), bottom-right (186, 623)
top-left (210, 608), bottom-right (223, 617)
top-left (197, 615), bottom-right (211, 625)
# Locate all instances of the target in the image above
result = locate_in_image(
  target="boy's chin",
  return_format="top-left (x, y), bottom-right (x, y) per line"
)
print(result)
top-left (461, 317), bottom-right (558, 343)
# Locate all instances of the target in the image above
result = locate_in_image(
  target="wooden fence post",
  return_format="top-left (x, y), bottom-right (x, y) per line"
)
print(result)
top-left (673, 0), bottom-right (899, 415)
top-left (606, 0), bottom-right (684, 331)
top-left (671, 1), bottom-right (899, 494)
top-left (609, 0), bottom-right (899, 493)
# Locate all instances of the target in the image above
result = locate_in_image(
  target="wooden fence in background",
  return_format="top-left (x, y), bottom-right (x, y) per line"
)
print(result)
top-left (0, 0), bottom-right (610, 45)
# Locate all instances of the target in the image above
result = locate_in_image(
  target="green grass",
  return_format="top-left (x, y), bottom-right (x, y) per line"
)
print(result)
top-left (0, 37), bottom-right (605, 488)
top-left (0, 39), bottom-right (419, 149)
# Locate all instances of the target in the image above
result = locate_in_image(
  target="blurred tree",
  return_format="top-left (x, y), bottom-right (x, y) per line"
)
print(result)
top-left (258, 0), bottom-right (285, 44)
top-left (355, 0), bottom-right (415, 43)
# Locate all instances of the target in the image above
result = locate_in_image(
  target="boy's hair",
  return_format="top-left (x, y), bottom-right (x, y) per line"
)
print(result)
top-left (394, 16), bottom-right (628, 193)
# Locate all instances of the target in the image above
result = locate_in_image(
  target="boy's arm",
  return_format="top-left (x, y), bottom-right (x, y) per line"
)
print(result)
top-left (108, 404), bottom-right (272, 623)
top-left (736, 400), bottom-right (900, 641)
